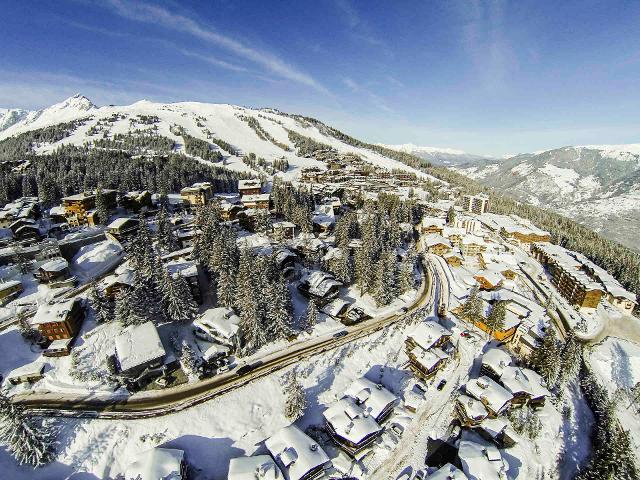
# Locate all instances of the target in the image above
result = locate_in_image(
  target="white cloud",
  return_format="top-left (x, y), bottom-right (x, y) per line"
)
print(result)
top-left (105, 0), bottom-right (330, 94)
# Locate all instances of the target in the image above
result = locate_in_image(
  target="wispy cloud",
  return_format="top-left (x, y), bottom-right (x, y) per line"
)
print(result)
top-left (177, 49), bottom-right (251, 74)
top-left (334, 0), bottom-right (390, 53)
top-left (104, 0), bottom-right (330, 94)
top-left (342, 76), bottom-right (394, 114)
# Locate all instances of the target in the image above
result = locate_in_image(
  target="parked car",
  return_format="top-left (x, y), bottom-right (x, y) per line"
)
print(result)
top-left (333, 330), bottom-right (348, 338)
top-left (390, 423), bottom-right (404, 436)
top-left (236, 361), bottom-right (263, 376)
top-left (437, 379), bottom-right (447, 391)
top-left (460, 330), bottom-right (470, 337)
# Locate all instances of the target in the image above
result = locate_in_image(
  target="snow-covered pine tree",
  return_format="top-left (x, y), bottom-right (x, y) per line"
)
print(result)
top-left (95, 186), bottom-right (110, 225)
top-left (485, 300), bottom-right (507, 337)
top-left (284, 371), bottom-right (307, 421)
top-left (235, 248), bottom-right (266, 353)
top-left (180, 340), bottom-right (198, 376)
top-left (305, 299), bottom-right (318, 330)
top-left (161, 269), bottom-right (198, 323)
top-left (156, 206), bottom-right (178, 253)
top-left (374, 248), bottom-right (397, 306)
top-left (90, 284), bottom-right (112, 323)
top-left (460, 285), bottom-right (482, 321)
top-left (266, 274), bottom-right (293, 341)
top-left (447, 206), bottom-right (456, 225)
top-left (558, 328), bottom-right (582, 387)
top-left (114, 289), bottom-right (140, 326)
top-left (398, 248), bottom-right (416, 294)
top-left (528, 327), bottom-right (561, 388)
top-left (0, 394), bottom-right (56, 467)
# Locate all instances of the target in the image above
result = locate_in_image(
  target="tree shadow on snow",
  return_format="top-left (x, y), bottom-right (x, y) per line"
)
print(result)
top-left (611, 341), bottom-right (634, 390)
top-left (162, 435), bottom-right (244, 479)
top-left (364, 364), bottom-right (411, 397)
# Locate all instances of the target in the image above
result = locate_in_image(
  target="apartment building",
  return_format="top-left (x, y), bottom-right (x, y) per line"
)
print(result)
top-left (462, 194), bottom-right (490, 214)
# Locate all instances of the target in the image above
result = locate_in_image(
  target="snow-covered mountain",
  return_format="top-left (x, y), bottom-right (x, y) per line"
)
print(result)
top-left (377, 143), bottom-right (494, 166)
top-left (0, 95), bottom-right (442, 184)
top-left (455, 145), bottom-right (640, 250)
top-left (0, 108), bottom-right (31, 133)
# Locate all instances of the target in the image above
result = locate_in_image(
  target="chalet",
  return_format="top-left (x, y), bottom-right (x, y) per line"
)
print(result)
top-left (473, 270), bottom-right (503, 290)
top-left (9, 217), bottom-right (37, 235)
top-left (321, 298), bottom-right (351, 320)
top-left (176, 227), bottom-right (197, 249)
top-left (343, 305), bottom-right (369, 325)
top-left (442, 226), bottom-right (466, 247)
top-left (102, 269), bottom-right (135, 299)
top-left (455, 394), bottom-right (489, 427)
top-left (36, 258), bottom-right (71, 284)
top-left (228, 455), bottom-right (283, 480)
top-left (499, 366), bottom-right (537, 406)
top-left (518, 368), bottom-right (550, 407)
top-left (444, 251), bottom-right (463, 267)
top-left (323, 397), bottom-right (384, 456)
top-left (62, 190), bottom-right (116, 226)
top-left (45, 338), bottom-right (75, 357)
top-left (219, 201), bottom-right (243, 221)
top-left (242, 193), bottom-right (271, 210)
top-left (48, 205), bottom-right (67, 225)
top-left (407, 346), bottom-right (448, 380)
top-left (121, 190), bottom-right (152, 212)
top-left (13, 223), bottom-right (41, 242)
top-left (193, 307), bottom-right (241, 350)
top-left (274, 248), bottom-right (297, 278)
top-left (0, 280), bottom-right (22, 305)
top-left (344, 377), bottom-right (398, 424)
top-left (405, 321), bottom-right (452, 352)
top-left (458, 440), bottom-right (508, 480)
top-left (0, 197), bottom-right (39, 228)
top-left (460, 235), bottom-right (487, 257)
top-left (421, 234), bottom-right (452, 256)
top-left (480, 348), bottom-right (512, 380)
top-left (106, 217), bottom-right (139, 241)
top-left (420, 217), bottom-right (446, 235)
top-left (31, 297), bottom-right (84, 342)
top-left (470, 300), bottom-right (521, 341)
top-left (265, 425), bottom-right (332, 480)
top-left (474, 417), bottom-right (517, 449)
top-left (464, 376), bottom-right (513, 417)
top-left (298, 271), bottom-right (342, 301)
top-left (180, 182), bottom-right (213, 208)
top-left (312, 205), bottom-right (336, 233)
top-left (166, 260), bottom-right (204, 304)
top-left (115, 321), bottom-right (166, 378)
top-left (6, 362), bottom-right (46, 385)
top-left (124, 447), bottom-right (186, 480)
top-left (238, 179), bottom-right (262, 196)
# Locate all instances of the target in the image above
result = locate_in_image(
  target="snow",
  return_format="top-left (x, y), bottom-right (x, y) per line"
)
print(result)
top-left (30, 297), bottom-right (79, 325)
top-left (124, 447), bottom-right (184, 480)
top-left (265, 425), bottom-right (331, 480)
top-left (71, 240), bottom-right (123, 282)
top-left (407, 321), bottom-right (452, 351)
top-left (343, 377), bottom-right (398, 422)
top-left (39, 257), bottom-right (68, 273)
top-left (228, 455), bottom-right (282, 480)
top-left (115, 321), bottom-right (166, 373)
top-left (464, 376), bottom-right (513, 415)
top-left (481, 348), bottom-right (512, 377)
top-left (376, 143), bottom-right (468, 156)
top-left (323, 397), bottom-right (383, 445)
top-left (457, 440), bottom-right (506, 480)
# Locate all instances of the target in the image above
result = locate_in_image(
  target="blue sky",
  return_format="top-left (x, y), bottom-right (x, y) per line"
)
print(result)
top-left (1, 0), bottom-right (639, 156)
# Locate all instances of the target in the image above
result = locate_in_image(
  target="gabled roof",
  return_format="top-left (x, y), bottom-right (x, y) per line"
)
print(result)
top-left (124, 447), bottom-right (184, 480)
top-left (456, 394), bottom-right (489, 422)
top-left (228, 455), bottom-right (283, 480)
top-left (323, 397), bottom-right (383, 444)
top-left (410, 346), bottom-right (448, 371)
top-left (481, 348), bottom-right (512, 377)
top-left (31, 298), bottom-right (80, 325)
top-left (465, 376), bottom-right (513, 415)
top-left (458, 440), bottom-right (506, 480)
top-left (265, 425), bottom-right (331, 480)
top-left (194, 307), bottom-right (240, 340)
top-left (39, 257), bottom-right (68, 273)
top-left (115, 321), bottom-right (166, 373)
top-left (424, 233), bottom-right (452, 248)
top-left (407, 321), bottom-right (452, 351)
top-left (343, 377), bottom-right (398, 420)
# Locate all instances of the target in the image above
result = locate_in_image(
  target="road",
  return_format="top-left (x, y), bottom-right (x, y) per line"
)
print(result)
top-left (13, 263), bottom-right (437, 419)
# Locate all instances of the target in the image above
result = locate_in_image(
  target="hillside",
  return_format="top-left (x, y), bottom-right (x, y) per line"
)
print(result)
top-left (376, 142), bottom-right (493, 166)
top-left (0, 95), bottom-right (435, 183)
top-left (455, 146), bottom-right (640, 250)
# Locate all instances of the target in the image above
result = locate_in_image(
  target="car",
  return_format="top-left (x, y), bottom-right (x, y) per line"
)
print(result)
top-left (436, 379), bottom-right (447, 391)
top-left (414, 470), bottom-right (426, 480)
top-left (460, 330), bottom-right (470, 337)
top-left (333, 330), bottom-right (348, 338)
top-left (413, 382), bottom-right (427, 394)
top-left (236, 361), bottom-right (263, 376)
top-left (390, 423), bottom-right (404, 436)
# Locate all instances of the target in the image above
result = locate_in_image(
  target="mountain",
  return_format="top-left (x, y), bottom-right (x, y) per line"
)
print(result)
top-left (0, 108), bottom-right (31, 132)
top-left (376, 143), bottom-right (494, 166)
top-left (455, 145), bottom-right (640, 250)
top-left (0, 95), bottom-right (435, 183)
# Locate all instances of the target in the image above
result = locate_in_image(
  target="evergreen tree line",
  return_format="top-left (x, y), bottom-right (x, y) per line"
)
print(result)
top-left (271, 180), bottom-right (314, 233)
top-left (182, 134), bottom-right (224, 162)
top-left (286, 129), bottom-right (334, 157)
top-left (0, 144), bottom-right (244, 207)
top-left (200, 127), bottom-right (239, 156)
top-left (191, 204), bottom-right (295, 354)
top-left (92, 132), bottom-right (175, 155)
top-left (0, 117), bottom-right (92, 160)
top-left (92, 211), bottom-right (198, 326)
top-left (576, 363), bottom-right (639, 479)
top-left (238, 115), bottom-right (291, 151)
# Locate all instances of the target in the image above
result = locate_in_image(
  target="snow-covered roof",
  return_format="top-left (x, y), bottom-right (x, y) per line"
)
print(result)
top-left (456, 394), bottom-right (489, 422)
top-left (0, 279), bottom-right (21, 291)
top-left (273, 221), bottom-right (297, 229)
top-left (428, 463), bottom-right (469, 480)
top-left (107, 217), bottom-right (136, 230)
top-left (421, 216), bottom-right (446, 228)
top-left (238, 179), bottom-right (261, 190)
top-left (442, 226), bottom-right (466, 238)
top-left (481, 348), bottom-right (512, 377)
top-left (532, 242), bottom-right (604, 291)
top-left (265, 425), bottom-right (331, 480)
top-left (304, 270), bottom-right (342, 297)
top-left (410, 346), bottom-right (448, 371)
top-left (197, 340), bottom-right (230, 362)
top-left (194, 307), bottom-right (240, 340)
top-left (166, 260), bottom-right (198, 279)
top-left (321, 298), bottom-right (351, 317)
top-left (465, 376), bottom-right (513, 415)
top-left (228, 455), bottom-right (283, 480)
top-left (242, 194), bottom-right (271, 203)
top-left (478, 417), bottom-right (509, 439)
top-left (343, 377), bottom-right (398, 421)
top-left (462, 234), bottom-right (486, 246)
top-left (407, 321), bottom-right (452, 351)
top-left (49, 205), bottom-right (66, 216)
top-left (473, 270), bottom-right (503, 286)
top-left (115, 321), bottom-right (166, 373)
top-left (499, 366), bottom-right (534, 397)
top-left (457, 440), bottom-right (506, 480)
top-left (323, 397), bottom-right (383, 445)
top-left (517, 368), bottom-right (550, 400)
top-left (31, 298), bottom-right (80, 325)
top-left (424, 233), bottom-right (452, 248)
top-left (124, 447), bottom-right (184, 480)
top-left (7, 361), bottom-right (45, 380)
top-left (39, 257), bottom-right (68, 273)
top-left (103, 269), bottom-right (135, 289)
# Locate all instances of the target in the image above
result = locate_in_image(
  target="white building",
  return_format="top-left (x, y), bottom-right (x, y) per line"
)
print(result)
top-left (228, 455), bottom-right (283, 480)
top-left (124, 447), bottom-right (185, 480)
top-left (343, 377), bottom-right (398, 423)
top-left (265, 425), bottom-right (332, 480)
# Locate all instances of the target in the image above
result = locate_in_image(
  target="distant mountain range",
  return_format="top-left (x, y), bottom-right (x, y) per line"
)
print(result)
top-left (453, 145), bottom-right (640, 250)
top-left (376, 143), bottom-right (494, 166)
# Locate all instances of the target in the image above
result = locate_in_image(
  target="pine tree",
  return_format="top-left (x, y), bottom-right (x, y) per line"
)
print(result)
top-left (558, 328), bottom-right (582, 386)
top-left (305, 299), bottom-right (318, 330)
top-left (447, 206), bottom-right (456, 225)
top-left (284, 371), bottom-right (307, 421)
top-left (528, 327), bottom-right (561, 388)
top-left (0, 394), bottom-right (56, 467)
top-left (161, 270), bottom-right (198, 323)
top-left (90, 284), bottom-right (112, 323)
top-left (156, 206), bottom-right (177, 253)
top-left (266, 274), bottom-right (293, 341)
top-left (398, 249), bottom-right (416, 294)
top-left (485, 300), bottom-right (507, 337)
top-left (95, 186), bottom-right (110, 225)
top-left (374, 248), bottom-right (397, 306)
top-left (180, 340), bottom-right (198, 376)
top-left (235, 248), bottom-right (266, 353)
top-left (460, 285), bottom-right (482, 321)
top-left (114, 289), bottom-right (138, 326)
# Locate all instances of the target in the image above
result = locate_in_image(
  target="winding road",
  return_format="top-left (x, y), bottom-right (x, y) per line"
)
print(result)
top-left (13, 261), bottom-right (438, 419)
